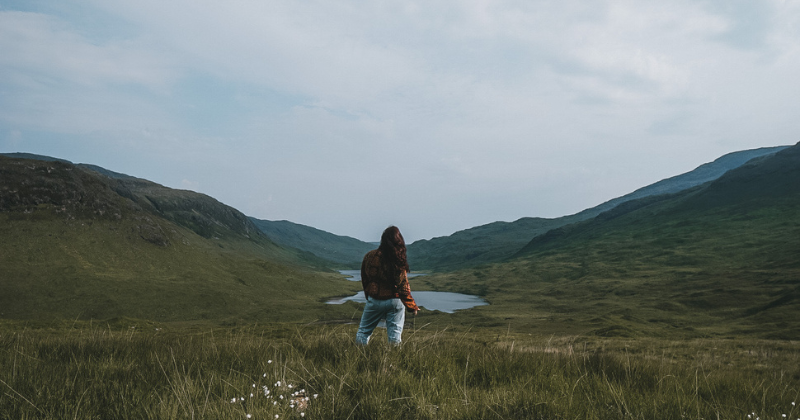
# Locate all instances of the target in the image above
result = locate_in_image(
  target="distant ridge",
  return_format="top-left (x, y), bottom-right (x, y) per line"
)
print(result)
top-left (0, 152), bottom-right (71, 163)
top-left (250, 218), bottom-right (374, 267)
top-left (408, 145), bottom-right (789, 271)
top-left (1, 153), bottom-right (258, 240)
top-left (1, 153), bottom-right (136, 180)
top-left (571, 145), bottom-right (790, 220)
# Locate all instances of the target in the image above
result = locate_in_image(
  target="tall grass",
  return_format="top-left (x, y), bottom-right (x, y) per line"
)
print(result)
top-left (1, 323), bottom-right (798, 419)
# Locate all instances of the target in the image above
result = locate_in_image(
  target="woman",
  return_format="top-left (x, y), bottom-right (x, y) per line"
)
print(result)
top-left (356, 226), bottom-right (419, 345)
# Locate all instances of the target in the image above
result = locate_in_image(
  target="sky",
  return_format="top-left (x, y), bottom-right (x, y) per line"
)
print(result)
top-left (1, 1), bottom-right (799, 243)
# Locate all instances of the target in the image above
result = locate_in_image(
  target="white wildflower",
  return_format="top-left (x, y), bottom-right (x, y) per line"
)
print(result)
top-left (313, 394), bottom-right (318, 399)
top-left (301, 413), bottom-right (305, 418)
top-left (250, 393), bottom-right (254, 398)
top-left (246, 415), bottom-right (252, 419)
top-left (275, 415), bottom-right (279, 419)
top-left (276, 381), bottom-right (281, 387)
top-left (280, 395), bottom-right (284, 400)
top-left (268, 360), bottom-right (273, 364)
top-left (231, 398), bottom-right (237, 404)
top-left (289, 384), bottom-right (293, 389)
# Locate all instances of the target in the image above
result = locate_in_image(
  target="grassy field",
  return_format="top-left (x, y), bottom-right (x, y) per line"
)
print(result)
top-left (0, 155), bottom-right (359, 323)
top-left (0, 213), bottom-right (364, 323)
top-left (2, 149), bottom-right (798, 418)
top-left (1, 321), bottom-right (798, 420)
top-left (412, 190), bottom-right (800, 340)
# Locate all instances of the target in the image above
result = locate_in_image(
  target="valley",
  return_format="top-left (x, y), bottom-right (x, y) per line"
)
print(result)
top-left (1, 144), bottom-right (799, 419)
top-left (1, 144), bottom-right (799, 338)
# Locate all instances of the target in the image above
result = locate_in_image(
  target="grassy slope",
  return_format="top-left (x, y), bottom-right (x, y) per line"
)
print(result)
top-left (0, 156), bottom-right (360, 323)
top-left (407, 146), bottom-right (788, 271)
top-left (415, 143), bottom-right (800, 339)
top-left (2, 324), bottom-right (798, 420)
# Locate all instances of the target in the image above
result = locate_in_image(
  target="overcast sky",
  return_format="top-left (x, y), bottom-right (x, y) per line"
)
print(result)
top-left (1, 1), bottom-right (798, 242)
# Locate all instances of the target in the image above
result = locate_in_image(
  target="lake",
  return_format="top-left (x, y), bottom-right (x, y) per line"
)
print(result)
top-left (330, 270), bottom-right (488, 313)
top-left (338, 269), bottom-right (426, 283)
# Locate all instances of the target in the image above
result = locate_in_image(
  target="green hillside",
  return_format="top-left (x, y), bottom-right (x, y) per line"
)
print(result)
top-left (416, 142), bottom-right (800, 338)
top-left (249, 218), bottom-right (374, 267)
top-left (3, 144), bottom-right (798, 339)
top-left (408, 146), bottom-right (788, 271)
top-left (0, 156), bottom-right (359, 323)
top-left (408, 217), bottom-right (573, 271)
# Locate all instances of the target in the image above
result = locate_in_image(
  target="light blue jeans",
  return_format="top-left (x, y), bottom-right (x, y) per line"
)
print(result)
top-left (356, 296), bottom-right (406, 345)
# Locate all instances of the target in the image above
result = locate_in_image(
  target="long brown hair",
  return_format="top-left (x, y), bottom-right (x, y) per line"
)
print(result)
top-left (378, 225), bottom-right (409, 277)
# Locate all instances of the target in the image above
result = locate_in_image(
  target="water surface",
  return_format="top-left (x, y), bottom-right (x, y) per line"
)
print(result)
top-left (339, 269), bottom-right (426, 283)
top-left (333, 270), bottom-right (488, 313)
top-left (328, 291), bottom-right (488, 314)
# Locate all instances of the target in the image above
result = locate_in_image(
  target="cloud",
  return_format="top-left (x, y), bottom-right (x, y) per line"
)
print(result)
top-left (181, 179), bottom-right (200, 191)
top-left (0, 10), bottom-right (178, 136)
top-left (0, 11), bottom-right (173, 88)
top-left (2, 0), bottom-right (799, 241)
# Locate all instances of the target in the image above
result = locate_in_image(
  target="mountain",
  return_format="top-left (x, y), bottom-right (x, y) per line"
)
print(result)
top-left (249, 218), bottom-right (374, 267)
top-left (0, 153), bottom-right (268, 243)
top-left (0, 154), bottom-right (357, 323)
top-left (408, 145), bottom-right (789, 271)
top-left (420, 142), bottom-right (800, 338)
top-left (517, 143), bottom-right (800, 256)
top-left (0, 152), bottom-right (72, 163)
top-left (407, 217), bottom-right (572, 271)
top-left (568, 145), bottom-right (790, 220)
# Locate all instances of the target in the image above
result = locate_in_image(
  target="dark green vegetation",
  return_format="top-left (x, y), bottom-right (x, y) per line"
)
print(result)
top-left (418, 142), bottom-right (800, 338)
top-left (249, 218), bottom-right (373, 267)
top-left (1, 323), bottom-right (798, 420)
top-left (0, 155), bottom-right (360, 323)
top-left (408, 146), bottom-right (788, 271)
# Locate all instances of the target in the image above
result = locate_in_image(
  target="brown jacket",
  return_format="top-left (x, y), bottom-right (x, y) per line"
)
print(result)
top-left (361, 249), bottom-right (418, 312)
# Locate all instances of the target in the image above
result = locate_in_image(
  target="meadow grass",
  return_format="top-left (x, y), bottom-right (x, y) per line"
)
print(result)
top-left (1, 322), bottom-right (798, 419)
top-left (417, 201), bottom-right (800, 339)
